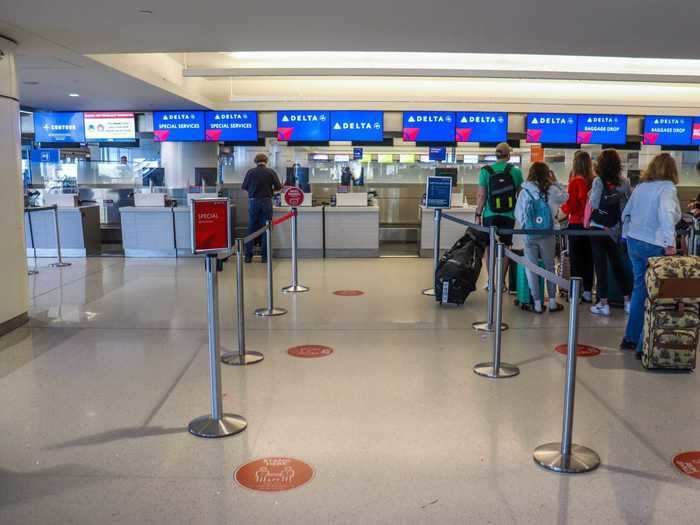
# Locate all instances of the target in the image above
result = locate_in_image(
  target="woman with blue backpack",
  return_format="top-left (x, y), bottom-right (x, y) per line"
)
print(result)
top-left (514, 162), bottom-right (568, 313)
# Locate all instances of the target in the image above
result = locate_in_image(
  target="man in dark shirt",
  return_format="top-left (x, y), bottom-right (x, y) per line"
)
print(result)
top-left (242, 153), bottom-right (282, 262)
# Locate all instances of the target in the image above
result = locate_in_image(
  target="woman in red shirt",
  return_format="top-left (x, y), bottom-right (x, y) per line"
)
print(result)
top-left (561, 151), bottom-right (594, 302)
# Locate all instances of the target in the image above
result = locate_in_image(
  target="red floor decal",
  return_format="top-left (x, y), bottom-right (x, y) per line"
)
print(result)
top-left (235, 457), bottom-right (314, 491)
top-left (554, 344), bottom-right (602, 357)
top-left (333, 290), bottom-right (364, 296)
top-left (673, 452), bottom-right (700, 480)
top-left (288, 345), bottom-right (334, 358)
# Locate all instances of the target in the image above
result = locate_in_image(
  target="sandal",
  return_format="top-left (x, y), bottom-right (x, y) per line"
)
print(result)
top-left (548, 303), bottom-right (565, 313)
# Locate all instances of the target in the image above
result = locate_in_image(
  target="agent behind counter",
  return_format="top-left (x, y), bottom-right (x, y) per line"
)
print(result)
top-left (242, 153), bottom-right (282, 263)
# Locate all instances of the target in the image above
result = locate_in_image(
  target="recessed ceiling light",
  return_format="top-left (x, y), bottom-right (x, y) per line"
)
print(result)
top-left (68, 93), bottom-right (80, 97)
top-left (139, 9), bottom-right (153, 14)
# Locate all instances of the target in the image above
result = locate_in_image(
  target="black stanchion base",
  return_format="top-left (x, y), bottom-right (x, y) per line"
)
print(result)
top-left (533, 443), bottom-right (601, 473)
top-left (422, 288), bottom-right (436, 296)
top-left (188, 414), bottom-right (247, 438)
top-left (221, 351), bottom-right (264, 366)
top-left (255, 307), bottom-right (288, 317)
top-left (282, 285), bottom-right (309, 293)
top-left (473, 362), bottom-right (520, 378)
top-left (472, 322), bottom-right (509, 332)
top-left (50, 262), bottom-right (72, 268)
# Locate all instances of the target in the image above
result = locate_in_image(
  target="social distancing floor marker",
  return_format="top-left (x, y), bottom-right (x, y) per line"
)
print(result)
top-left (288, 345), bottom-right (334, 358)
top-left (554, 344), bottom-right (602, 358)
top-left (333, 290), bottom-right (365, 296)
top-left (235, 458), bottom-right (314, 491)
top-left (673, 452), bottom-right (700, 480)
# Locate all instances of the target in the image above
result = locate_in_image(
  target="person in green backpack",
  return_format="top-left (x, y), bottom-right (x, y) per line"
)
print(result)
top-left (476, 142), bottom-right (524, 287)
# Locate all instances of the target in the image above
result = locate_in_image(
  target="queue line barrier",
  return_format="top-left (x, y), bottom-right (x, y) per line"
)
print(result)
top-left (435, 211), bottom-right (617, 334)
top-left (256, 210), bottom-right (296, 317)
top-left (24, 204), bottom-right (72, 274)
top-left (480, 242), bottom-right (600, 474)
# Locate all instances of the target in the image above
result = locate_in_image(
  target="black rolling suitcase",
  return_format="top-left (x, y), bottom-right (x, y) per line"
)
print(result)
top-left (435, 228), bottom-right (488, 305)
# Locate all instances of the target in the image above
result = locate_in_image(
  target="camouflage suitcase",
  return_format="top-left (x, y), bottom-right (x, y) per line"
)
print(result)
top-left (642, 256), bottom-right (700, 370)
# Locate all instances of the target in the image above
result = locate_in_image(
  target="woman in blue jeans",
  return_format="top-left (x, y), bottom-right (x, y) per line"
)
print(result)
top-left (620, 153), bottom-right (681, 358)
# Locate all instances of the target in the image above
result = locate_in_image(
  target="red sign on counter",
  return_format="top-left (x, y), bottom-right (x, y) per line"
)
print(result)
top-left (284, 187), bottom-right (305, 207)
top-left (190, 198), bottom-right (231, 254)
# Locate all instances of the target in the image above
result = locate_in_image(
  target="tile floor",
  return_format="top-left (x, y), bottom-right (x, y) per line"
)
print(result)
top-left (0, 256), bottom-right (698, 524)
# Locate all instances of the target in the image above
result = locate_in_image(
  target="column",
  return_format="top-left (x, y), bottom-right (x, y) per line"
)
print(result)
top-left (160, 141), bottom-right (218, 188)
top-left (0, 36), bottom-right (29, 334)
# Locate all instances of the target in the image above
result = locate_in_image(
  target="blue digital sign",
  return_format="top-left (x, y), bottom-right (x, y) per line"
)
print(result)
top-left (643, 115), bottom-right (693, 146)
top-left (526, 113), bottom-right (577, 144)
top-left (693, 117), bottom-right (700, 145)
top-left (330, 111), bottom-right (383, 142)
top-left (426, 176), bottom-right (453, 209)
top-left (277, 111), bottom-right (330, 141)
top-left (34, 112), bottom-right (85, 143)
top-left (455, 112), bottom-right (508, 143)
top-left (577, 114), bottom-right (627, 145)
top-left (204, 111), bottom-right (257, 142)
top-left (353, 147), bottom-right (364, 160)
top-left (153, 111), bottom-right (205, 142)
top-left (403, 112), bottom-right (455, 142)
top-left (30, 149), bottom-right (60, 163)
top-left (429, 146), bottom-right (447, 161)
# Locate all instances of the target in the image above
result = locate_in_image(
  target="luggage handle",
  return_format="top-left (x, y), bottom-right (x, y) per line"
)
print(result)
top-left (656, 341), bottom-right (697, 351)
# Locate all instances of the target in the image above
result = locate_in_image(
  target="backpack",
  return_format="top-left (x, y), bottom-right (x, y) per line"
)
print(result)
top-left (590, 177), bottom-right (623, 227)
top-left (485, 164), bottom-right (517, 213)
top-left (522, 187), bottom-right (553, 235)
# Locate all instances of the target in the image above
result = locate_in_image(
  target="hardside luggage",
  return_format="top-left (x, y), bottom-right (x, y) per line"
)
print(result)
top-left (435, 228), bottom-right (488, 306)
top-left (642, 256), bottom-right (700, 370)
top-left (606, 242), bottom-right (634, 307)
top-left (514, 257), bottom-right (544, 309)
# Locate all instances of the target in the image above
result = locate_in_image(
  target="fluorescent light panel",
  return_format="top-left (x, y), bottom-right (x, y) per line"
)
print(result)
top-left (223, 51), bottom-right (700, 78)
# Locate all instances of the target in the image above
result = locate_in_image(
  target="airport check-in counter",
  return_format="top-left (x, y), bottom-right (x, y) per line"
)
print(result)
top-left (271, 206), bottom-right (324, 258)
top-left (419, 205), bottom-right (477, 257)
top-left (324, 205), bottom-right (380, 257)
top-left (25, 204), bottom-right (101, 257)
top-left (121, 203), bottom-right (235, 257)
top-left (120, 207), bottom-right (177, 257)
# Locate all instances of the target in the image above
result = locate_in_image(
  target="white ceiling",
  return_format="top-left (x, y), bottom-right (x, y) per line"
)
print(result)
top-left (2, 0), bottom-right (699, 58)
top-left (3, 0), bottom-right (700, 112)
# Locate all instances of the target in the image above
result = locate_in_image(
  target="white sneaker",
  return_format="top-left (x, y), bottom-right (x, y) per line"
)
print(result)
top-left (624, 302), bottom-right (631, 315)
top-left (590, 303), bottom-right (611, 316)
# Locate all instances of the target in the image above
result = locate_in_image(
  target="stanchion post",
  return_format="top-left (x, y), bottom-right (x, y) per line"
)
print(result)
top-left (533, 277), bottom-right (600, 473)
top-left (49, 204), bottom-right (71, 268)
top-left (255, 221), bottom-right (287, 317)
top-left (422, 208), bottom-right (442, 296)
top-left (474, 243), bottom-right (519, 378)
top-left (473, 226), bottom-right (508, 332)
top-left (222, 238), bottom-right (265, 366)
top-left (188, 254), bottom-right (247, 438)
top-left (282, 208), bottom-right (309, 293)
top-left (26, 210), bottom-right (39, 275)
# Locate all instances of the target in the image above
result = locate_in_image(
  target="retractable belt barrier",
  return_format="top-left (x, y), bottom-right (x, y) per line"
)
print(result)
top-left (255, 217), bottom-right (289, 317)
top-left (438, 212), bottom-right (617, 333)
top-left (272, 211), bottom-right (295, 227)
top-left (24, 204), bottom-right (71, 269)
top-left (472, 242), bottom-right (600, 473)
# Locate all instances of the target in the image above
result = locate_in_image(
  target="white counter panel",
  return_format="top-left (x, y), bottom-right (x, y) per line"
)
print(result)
top-left (271, 206), bottom-right (323, 258)
top-left (325, 206), bottom-right (380, 257)
top-left (419, 206), bottom-right (477, 257)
